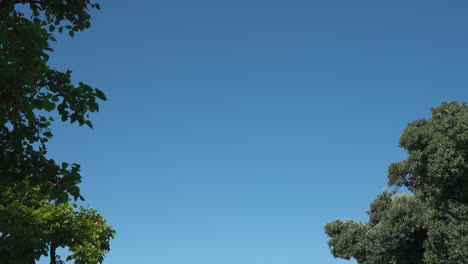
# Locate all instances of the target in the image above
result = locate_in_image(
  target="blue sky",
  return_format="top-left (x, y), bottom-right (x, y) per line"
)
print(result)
top-left (39, 0), bottom-right (467, 263)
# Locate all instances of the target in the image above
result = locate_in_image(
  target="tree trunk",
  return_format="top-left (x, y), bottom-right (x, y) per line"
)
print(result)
top-left (50, 243), bottom-right (57, 264)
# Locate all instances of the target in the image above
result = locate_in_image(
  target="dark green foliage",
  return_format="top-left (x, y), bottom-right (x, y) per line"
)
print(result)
top-left (0, 1), bottom-right (115, 263)
top-left (0, 0), bottom-right (105, 202)
top-left (324, 102), bottom-right (468, 264)
top-left (424, 201), bottom-right (468, 264)
top-left (388, 101), bottom-right (468, 204)
top-left (0, 185), bottom-right (115, 264)
top-left (325, 192), bottom-right (468, 264)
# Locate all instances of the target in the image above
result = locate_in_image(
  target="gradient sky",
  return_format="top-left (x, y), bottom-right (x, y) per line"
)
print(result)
top-left (37, 0), bottom-right (467, 263)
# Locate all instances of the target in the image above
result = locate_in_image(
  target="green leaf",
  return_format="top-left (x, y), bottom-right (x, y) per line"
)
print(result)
top-left (43, 131), bottom-right (53, 138)
top-left (43, 101), bottom-right (56, 111)
top-left (85, 120), bottom-right (93, 129)
top-left (94, 89), bottom-right (107, 100)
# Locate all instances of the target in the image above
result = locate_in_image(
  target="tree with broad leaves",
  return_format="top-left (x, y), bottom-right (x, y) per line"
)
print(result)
top-left (324, 101), bottom-right (468, 264)
top-left (0, 0), bottom-right (105, 203)
top-left (0, 183), bottom-right (115, 264)
top-left (1, 0), bottom-right (115, 263)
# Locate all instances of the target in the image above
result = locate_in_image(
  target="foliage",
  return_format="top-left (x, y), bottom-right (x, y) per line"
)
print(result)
top-left (0, 0), bottom-right (105, 202)
top-left (0, 183), bottom-right (115, 264)
top-left (388, 101), bottom-right (468, 205)
top-left (0, 0), bottom-right (115, 263)
top-left (324, 101), bottom-right (468, 264)
top-left (325, 191), bottom-right (468, 264)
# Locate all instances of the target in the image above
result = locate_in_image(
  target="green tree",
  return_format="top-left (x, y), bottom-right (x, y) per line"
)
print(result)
top-left (324, 101), bottom-right (468, 264)
top-left (388, 101), bottom-right (468, 207)
top-left (1, 0), bottom-right (105, 202)
top-left (0, 0), bottom-right (115, 263)
top-left (0, 183), bottom-right (115, 264)
top-left (325, 191), bottom-right (468, 264)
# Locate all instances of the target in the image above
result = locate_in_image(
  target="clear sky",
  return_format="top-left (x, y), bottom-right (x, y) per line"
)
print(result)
top-left (39, 0), bottom-right (467, 263)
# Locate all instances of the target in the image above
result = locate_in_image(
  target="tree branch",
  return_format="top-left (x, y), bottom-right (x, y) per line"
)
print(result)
top-left (50, 243), bottom-right (57, 264)
top-left (444, 109), bottom-right (453, 116)
top-left (434, 206), bottom-right (468, 222)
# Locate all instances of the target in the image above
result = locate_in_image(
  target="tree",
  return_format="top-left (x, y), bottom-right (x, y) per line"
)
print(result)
top-left (0, 0), bottom-right (105, 202)
top-left (0, 183), bottom-right (115, 264)
top-left (324, 191), bottom-right (468, 264)
top-left (388, 101), bottom-right (468, 206)
top-left (324, 101), bottom-right (468, 264)
top-left (0, 0), bottom-right (115, 263)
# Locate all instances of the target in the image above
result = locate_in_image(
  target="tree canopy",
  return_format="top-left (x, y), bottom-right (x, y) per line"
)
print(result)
top-left (324, 101), bottom-right (468, 264)
top-left (0, 185), bottom-right (115, 264)
top-left (388, 101), bottom-right (468, 205)
top-left (1, 0), bottom-right (106, 202)
top-left (1, 1), bottom-right (115, 263)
